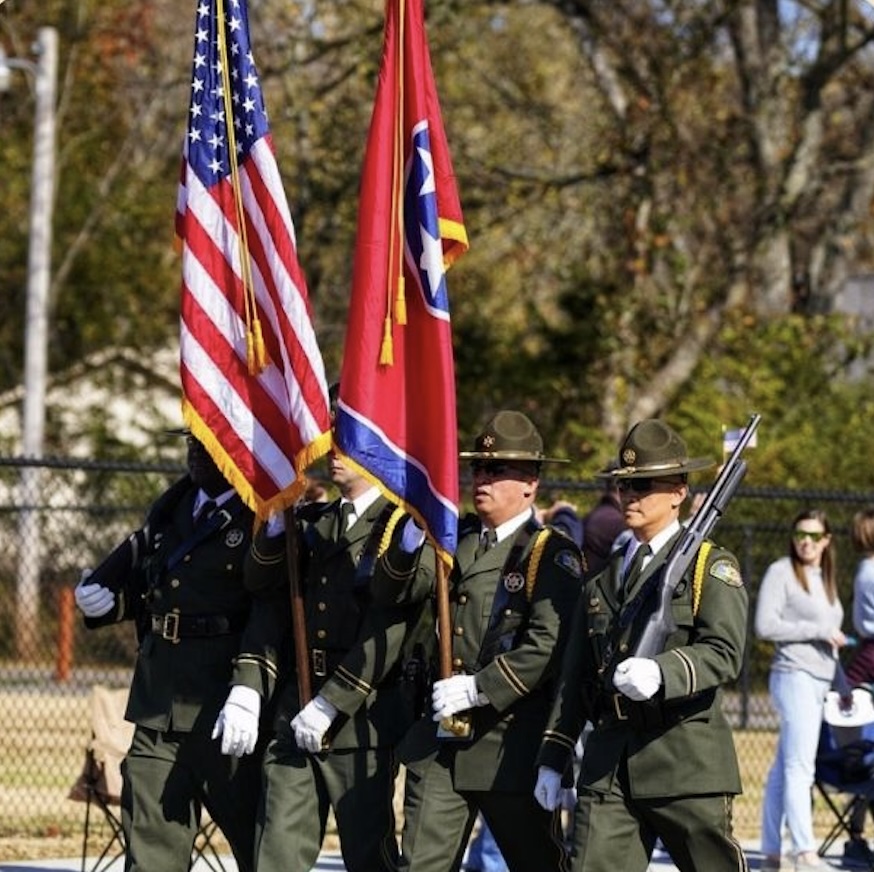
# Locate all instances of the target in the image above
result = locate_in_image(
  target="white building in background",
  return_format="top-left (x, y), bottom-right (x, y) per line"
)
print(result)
top-left (0, 344), bottom-right (183, 460)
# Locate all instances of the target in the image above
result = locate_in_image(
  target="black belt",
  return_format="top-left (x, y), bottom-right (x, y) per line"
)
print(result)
top-left (149, 612), bottom-right (246, 643)
top-left (309, 647), bottom-right (403, 684)
top-left (595, 691), bottom-right (669, 731)
top-left (596, 689), bottom-right (710, 731)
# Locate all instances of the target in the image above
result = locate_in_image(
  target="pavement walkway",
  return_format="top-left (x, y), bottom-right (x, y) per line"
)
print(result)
top-left (0, 842), bottom-right (850, 872)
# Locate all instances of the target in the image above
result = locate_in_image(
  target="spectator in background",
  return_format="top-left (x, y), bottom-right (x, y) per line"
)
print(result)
top-left (464, 816), bottom-right (509, 872)
top-left (846, 508), bottom-right (874, 686)
top-left (581, 465), bottom-right (626, 574)
top-left (755, 509), bottom-right (846, 872)
top-left (841, 508), bottom-right (874, 867)
top-left (537, 498), bottom-right (583, 548)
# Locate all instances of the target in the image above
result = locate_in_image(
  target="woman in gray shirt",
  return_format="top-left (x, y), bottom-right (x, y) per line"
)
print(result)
top-left (755, 509), bottom-right (846, 872)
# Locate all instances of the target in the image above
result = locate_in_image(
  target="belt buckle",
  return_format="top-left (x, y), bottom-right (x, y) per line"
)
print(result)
top-left (312, 648), bottom-right (327, 677)
top-left (613, 692), bottom-right (629, 721)
top-left (162, 613), bottom-right (181, 643)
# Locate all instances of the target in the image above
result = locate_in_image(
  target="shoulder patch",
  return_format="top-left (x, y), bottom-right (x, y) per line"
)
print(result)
top-left (554, 549), bottom-right (582, 578)
top-left (710, 558), bottom-right (743, 587)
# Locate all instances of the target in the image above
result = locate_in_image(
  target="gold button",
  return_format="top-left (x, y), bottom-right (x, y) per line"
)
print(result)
top-left (588, 628), bottom-right (594, 636)
top-left (619, 643), bottom-right (628, 653)
top-left (453, 658), bottom-right (463, 668)
top-left (504, 609), bottom-right (512, 616)
top-left (458, 594), bottom-right (468, 604)
top-left (318, 602), bottom-right (326, 612)
top-left (454, 627), bottom-right (464, 636)
top-left (183, 555), bottom-right (191, 563)
top-left (226, 563), bottom-right (232, 570)
top-left (170, 579), bottom-right (180, 589)
top-left (316, 629), bottom-right (327, 639)
top-left (320, 576), bottom-right (327, 585)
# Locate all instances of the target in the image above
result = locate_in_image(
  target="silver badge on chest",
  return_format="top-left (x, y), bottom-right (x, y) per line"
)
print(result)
top-left (503, 571), bottom-right (525, 593)
top-left (225, 528), bottom-right (245, 548)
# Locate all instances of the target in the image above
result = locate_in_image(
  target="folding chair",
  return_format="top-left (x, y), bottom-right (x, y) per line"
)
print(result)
top-left (813, 718), bottom-right (874, 867)
top-left (69, 684), bottom-right (230, 872)
top-left (68, 686), bottom-right (134, 872)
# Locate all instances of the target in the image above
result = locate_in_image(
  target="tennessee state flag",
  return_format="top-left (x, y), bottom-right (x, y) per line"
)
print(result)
top-left (335, 0), bottom-right (468, 566)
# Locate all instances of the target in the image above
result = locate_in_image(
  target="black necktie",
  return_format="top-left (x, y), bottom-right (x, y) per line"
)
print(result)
top-left (196, 499), bottom-right (216, 525)
top-left (623, 543), bottom-right (651, 589)
top-left (336, 501), bottom-right (355, 541)
top-left (475, 528), bottom-right (497, 561)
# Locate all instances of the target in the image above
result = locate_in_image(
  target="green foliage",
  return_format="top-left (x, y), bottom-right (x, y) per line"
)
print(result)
top-left (4, 0), bottom-right (874, 500)
top-left (674, 310), bottom-right (874, 490)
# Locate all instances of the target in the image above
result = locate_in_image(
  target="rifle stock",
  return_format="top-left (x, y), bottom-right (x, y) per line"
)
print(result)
top-left (633, 414), bottom-right (761, 658)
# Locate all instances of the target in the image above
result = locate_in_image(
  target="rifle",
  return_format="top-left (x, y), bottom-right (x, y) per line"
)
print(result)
top-left (633, 413), bottom-right (761, 658)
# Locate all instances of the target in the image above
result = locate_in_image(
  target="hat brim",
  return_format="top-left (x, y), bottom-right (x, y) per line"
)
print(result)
top-left (598, 457), bottom-right (714, 479)
top-left (459, 451), bottom-right (570, 464)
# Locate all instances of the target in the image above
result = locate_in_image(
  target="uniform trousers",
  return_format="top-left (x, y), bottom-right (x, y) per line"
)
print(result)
top-left (399, 745), bottom-right (568, 872)
top-left (255, 731), bottom-right (399, 872)
top-left (121, 725), bottom-right (260, 872)
top-left (569, 756), bottom-right (748, 872)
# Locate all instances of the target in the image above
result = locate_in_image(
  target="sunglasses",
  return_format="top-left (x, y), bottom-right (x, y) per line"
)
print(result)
top-left (616, 477), bottom-right (683, 495)
top-left (792, 530), bottom-right (827, 543)
top-left (470, 460), bottom-right (524, 478)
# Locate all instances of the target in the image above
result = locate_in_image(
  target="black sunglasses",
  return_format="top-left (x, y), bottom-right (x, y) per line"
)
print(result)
top-left (616, 477), bottom-right (684, 495)
top-left (470, 460), bottom-right (520, 478)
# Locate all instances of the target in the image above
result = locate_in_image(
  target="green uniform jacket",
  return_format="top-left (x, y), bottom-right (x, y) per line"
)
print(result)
top-left (399, 516), bottom-right (583, 792)
top-left (84, 476), bottom-right (279, 734)
top-left (538, 531), bottom-right (748, 799)
top-left (246, 496), bottom-right (431, 750)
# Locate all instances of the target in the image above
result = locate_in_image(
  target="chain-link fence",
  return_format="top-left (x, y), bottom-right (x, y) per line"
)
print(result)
top-left (2, 456), bottom-right (874, 853)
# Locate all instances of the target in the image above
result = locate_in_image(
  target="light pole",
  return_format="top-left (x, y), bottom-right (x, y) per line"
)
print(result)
top-left (1, 27), bottom-right (59, 660)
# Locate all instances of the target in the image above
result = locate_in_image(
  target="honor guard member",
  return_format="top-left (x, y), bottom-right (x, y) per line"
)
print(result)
top-left (246, 426), bottom-right (434, 872)
top-left (535, 419), bottom-right (749, 872)
top-left (74, 432), bottom-right (276, 872)
top-left (392, 410), bottom-right (581, 872)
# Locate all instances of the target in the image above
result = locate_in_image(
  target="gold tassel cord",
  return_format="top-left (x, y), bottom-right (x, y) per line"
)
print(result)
top-left (393, 0), bottom-right (407, 327)
top-left (215, 0), bottom-right (266, 375)
top-left (378, 0), bottom-right (407, 366)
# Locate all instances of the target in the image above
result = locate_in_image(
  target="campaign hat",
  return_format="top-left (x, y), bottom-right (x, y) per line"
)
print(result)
top-left (600, 419), bottom-right (713, 479)
top-left (460, 410), bottom-right (568, 464)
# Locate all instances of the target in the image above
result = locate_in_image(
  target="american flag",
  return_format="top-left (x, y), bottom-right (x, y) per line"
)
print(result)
top-left (176, 0), bottom-right (331, 518)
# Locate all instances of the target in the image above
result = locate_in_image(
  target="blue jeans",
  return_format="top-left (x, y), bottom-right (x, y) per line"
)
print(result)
top-left (761, 668), bottom-right (830, 857)
top-left (466, 819), bottom-right (509, 872)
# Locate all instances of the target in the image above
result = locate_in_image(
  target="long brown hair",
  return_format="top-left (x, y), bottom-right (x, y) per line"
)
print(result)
top-left (789, 508), bottom-right (837, 603)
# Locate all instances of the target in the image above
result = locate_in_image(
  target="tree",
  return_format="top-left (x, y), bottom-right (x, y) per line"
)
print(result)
top-left (4, 0), bottom-right (874, 492)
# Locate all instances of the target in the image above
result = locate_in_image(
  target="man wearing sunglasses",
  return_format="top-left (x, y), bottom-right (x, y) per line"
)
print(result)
top-left (389, 409), bottom-right (582, 872)
top-left (536, 419), bottom-right (749, 872)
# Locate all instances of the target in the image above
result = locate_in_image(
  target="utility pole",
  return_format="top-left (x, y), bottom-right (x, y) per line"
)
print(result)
top-left (2, 27), bottom-right (59, 660)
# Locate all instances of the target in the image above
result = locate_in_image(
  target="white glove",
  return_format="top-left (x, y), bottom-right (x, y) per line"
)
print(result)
top-left (400, 517), bottom-right (426, 552)
top-left (431, 675), bottom-right (488, 721)
top-left (612, 657), bottom-right (663, 701)
top-left (291, 694), bottom-right (338, 753)
top-left (74, 569), bottom-right (116, 618)
top-left (211, 685), bottom-right (261, 757)
top-left (534, 765), bottom-right (563, 811)
top-left (265, 510), bottom-right (286, 537)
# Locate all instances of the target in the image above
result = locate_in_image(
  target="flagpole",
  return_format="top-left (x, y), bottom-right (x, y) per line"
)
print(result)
top-left (284, 510), bottom-right (312, 705)
top-left (435, 558), bottom-right (452, 679)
